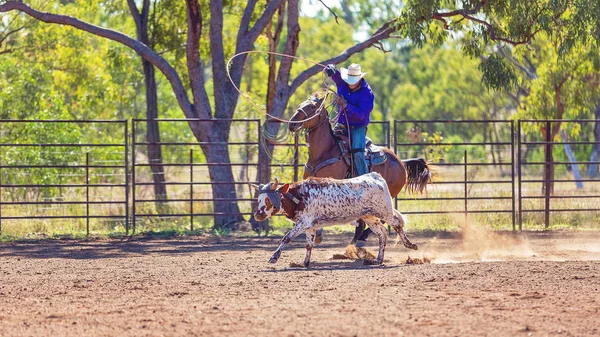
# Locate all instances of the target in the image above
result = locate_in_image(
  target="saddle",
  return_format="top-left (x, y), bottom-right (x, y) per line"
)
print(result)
top-left (333, 125), bottom-right (387, 175)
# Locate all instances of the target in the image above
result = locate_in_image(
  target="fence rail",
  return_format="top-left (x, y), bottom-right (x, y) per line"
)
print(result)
top-left (0, 120), bottom-right (129, 236)
top-left (0, 119), bottom-right (598, 236)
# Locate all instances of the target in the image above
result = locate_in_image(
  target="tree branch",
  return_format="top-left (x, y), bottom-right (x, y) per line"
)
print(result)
top-left (318, 0), bottom-right (339, 25)
top-left (290, 18), bottom-right (397, 93)
top-left (0, 26), bottom-right (23, 47)
top-left (238, 0), bottom-right (257, 36)
top-left (496, 46), bottom-right (537, 79)
top-left (209, 0), bottom-right (229, 119)
top-left (430, 14), bottom-right (449, 29)
top-left (0, 48), bottom-right (15, 55)
top-left (0, 0), bottom-right (193, 118)
top-left (373, 41), bottom-right (391, 53)
top-left (185, 0), bottom-right (210, 118)
top-left (461, 13), bottom-right (534, 46)
top-left (245, 0), bottom-right (286, 44)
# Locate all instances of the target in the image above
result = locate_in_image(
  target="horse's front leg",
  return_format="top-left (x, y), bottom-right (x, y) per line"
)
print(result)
top-left (269, 220), bottom-right (309, 264)
top-left (350, 219), bottom-right (366, 245)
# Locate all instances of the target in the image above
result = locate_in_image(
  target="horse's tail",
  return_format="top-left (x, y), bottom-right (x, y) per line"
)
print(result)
top-left (402, 158), bottom-right (432, 194)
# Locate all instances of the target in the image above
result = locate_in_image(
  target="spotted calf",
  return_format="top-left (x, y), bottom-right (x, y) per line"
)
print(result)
top-left (252, 172), bottom-right (417, 267)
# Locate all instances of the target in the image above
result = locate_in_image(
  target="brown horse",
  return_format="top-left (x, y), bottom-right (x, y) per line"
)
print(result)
top-left (288, 95), bottom-right (432, 244)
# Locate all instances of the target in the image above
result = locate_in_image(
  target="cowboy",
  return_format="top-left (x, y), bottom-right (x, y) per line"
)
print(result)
top-left (323, 63), bottom-right (375, 177)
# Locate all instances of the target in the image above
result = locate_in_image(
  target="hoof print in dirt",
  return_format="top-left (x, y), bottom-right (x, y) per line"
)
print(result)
top-left (288, 262), bottom-right (305, 268)
top-left (363, 259), bottom-right (382, 266)
top-left (331, 253), bottom-right (350, 260)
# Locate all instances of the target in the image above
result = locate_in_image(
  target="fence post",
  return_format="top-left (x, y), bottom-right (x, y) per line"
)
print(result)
top-left (0, 153), bottom-right (2, 235)
top-left (86, 152), bottom-right (90, 237)
top-left (293, 132), bottom-right (299, 182)
top-left (124, 121), bottom-right (129, 236)
top-left (393, 120), bottom-right (398, 211)
top-left (464, 150), bottom-right (468, 225)
top-left (190, 149), bottom-right (194, 231)
top-left (517, 121), bottom-right (523, 231)
top-left (257, 120), bottom-right (262, 184)
top-left (132, 120), bottom-right (137, 235)
top-left (544, 120), bottom-right (551, 229)
top-left (511, 120), bottom-right (516, 231)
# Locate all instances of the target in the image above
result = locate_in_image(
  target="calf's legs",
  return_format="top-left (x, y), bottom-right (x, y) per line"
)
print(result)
top-left (304, 229), bottom-right (316, 268)
top-left (269, 220), bottom-right (309, 264)
top-left (361, 217), bottom-right (387, 265)
top-left (389, 210), bottom-right (418, 250)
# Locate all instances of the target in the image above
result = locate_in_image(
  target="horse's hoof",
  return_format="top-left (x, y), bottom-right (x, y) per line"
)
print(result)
top-left (409, 243), bottom-right (418, 250)
top-left (314, 230), bottom-right (323, 244)
top-left (269, 257), bottom-right (278, 263)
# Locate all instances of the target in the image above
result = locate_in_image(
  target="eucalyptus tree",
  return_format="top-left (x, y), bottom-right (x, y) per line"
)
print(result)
top-left (1, 0), bottom-right (289, 228)
top-left (3, 0), bottom-right (599, 229)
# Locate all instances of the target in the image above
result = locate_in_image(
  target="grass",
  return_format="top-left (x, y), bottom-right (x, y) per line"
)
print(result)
top-left (1, 163), bottom-right (599, 241)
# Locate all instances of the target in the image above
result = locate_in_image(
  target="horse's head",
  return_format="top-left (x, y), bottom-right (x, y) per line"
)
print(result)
top-left (288, 95), bottom-right (324, 133)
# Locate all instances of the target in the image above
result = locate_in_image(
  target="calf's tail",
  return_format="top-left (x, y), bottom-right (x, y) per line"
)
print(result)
top-left (393, 210), bottom-right (418, 250)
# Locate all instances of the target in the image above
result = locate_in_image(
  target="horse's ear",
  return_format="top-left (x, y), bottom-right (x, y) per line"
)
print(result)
top-left (278, 183), bottom-right (290, 194)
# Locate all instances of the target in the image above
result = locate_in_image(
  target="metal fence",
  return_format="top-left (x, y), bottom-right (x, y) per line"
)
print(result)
top-left (518, 120), bottom-right (600, 229)
top-left (393, 120), bottom-right (516, 229)
top-left (0, 120), bottom-right (129, 236)
top-left (131, 119), bottom-right (260, 234)
top-left (0, 118), bottom-right (598, 235)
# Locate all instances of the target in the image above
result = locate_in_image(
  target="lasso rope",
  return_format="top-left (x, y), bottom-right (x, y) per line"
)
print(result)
top-left (226, 51), bottom-right (337, 124)
top-left (226, 51), bottom-right (344, 163)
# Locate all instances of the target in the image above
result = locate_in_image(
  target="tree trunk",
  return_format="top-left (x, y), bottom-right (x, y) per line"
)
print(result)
top-left (127, 0), bottom-right (167, 207)
top-left (542, 123), bottom-right (554, 229)
top-left (589, 103), bottom-right (600, 178)
top-left (201, 125), bottom-right (245, 229)
top-left (542, 125), bottom-right (559, 196)
top-left (561, 130), bottom-right (584, 189)
top-left (142, 59), bottom-right (168, 205)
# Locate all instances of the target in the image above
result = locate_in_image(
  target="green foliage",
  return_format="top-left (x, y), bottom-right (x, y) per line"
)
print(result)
top-left (479, 53), bottom-right (518, 91)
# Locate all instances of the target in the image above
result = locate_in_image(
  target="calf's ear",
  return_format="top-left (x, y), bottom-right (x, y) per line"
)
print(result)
top-left (278, 183), bottom-right (290, 193)
top-left (250, 183), bottom-right (259, 191)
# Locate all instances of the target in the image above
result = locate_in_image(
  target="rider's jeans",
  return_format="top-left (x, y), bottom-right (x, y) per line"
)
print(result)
top-left (350, 126), bottom-right (368, 176)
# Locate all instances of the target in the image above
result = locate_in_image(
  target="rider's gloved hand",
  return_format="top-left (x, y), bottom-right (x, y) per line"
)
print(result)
top-left (324, 64), bottom-right (336, 77)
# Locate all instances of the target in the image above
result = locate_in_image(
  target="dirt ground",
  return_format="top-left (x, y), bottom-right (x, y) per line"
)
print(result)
top-left (1, 230), bottom-right (599, 337)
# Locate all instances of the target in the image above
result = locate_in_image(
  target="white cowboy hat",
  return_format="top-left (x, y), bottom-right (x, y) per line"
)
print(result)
top-left (340, 63), bottom-right (367, 85)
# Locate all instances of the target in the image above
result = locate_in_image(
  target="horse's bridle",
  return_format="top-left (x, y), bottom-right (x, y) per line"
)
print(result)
top-left (296, 98), bottom-right (329, 134)
top-left (297, 95), bottom-right (345, 176)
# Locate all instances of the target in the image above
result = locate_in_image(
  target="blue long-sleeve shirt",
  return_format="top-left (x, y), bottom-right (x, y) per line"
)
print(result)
top-left (331, 70), bottom-right (375, 127)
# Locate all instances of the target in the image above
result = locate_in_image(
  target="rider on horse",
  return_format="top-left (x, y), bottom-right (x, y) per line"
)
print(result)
top-left (323, 63), bottom-right (375, 177)
top-left (318, 63), bottom-right (375, 245)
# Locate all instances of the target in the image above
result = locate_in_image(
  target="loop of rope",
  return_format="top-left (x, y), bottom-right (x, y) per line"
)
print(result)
top-left (226, 51), bottom-right (338, 124)
top-left (226, 51), bottom-right (344, 164)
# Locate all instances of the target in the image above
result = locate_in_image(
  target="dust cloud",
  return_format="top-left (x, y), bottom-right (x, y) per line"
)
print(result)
top-left (415, 216), bottom-right (600, 264)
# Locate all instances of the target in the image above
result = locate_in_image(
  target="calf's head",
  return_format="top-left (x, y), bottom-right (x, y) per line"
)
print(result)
top-left (251, 178), bottom-right (289, 221)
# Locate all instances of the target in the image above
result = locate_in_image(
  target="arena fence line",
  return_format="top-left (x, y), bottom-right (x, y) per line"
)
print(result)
top-left (0, 119), bottom-right (598, 235)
